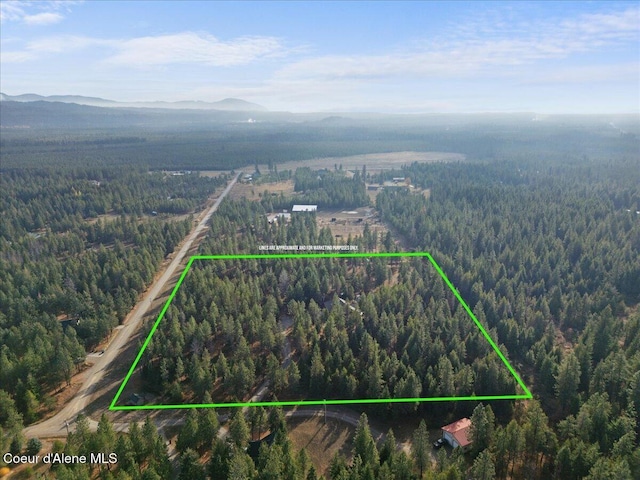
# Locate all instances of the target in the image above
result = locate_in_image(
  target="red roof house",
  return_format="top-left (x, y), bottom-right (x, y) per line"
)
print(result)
top-left (441, 418), bottom-right (472, 449)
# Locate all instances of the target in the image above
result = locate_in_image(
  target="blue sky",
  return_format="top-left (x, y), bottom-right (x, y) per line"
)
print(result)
top-left (1, 1), bottom-right (638, 113)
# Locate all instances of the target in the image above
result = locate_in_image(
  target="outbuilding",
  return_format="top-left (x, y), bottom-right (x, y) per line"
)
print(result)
top-left (441, 418), bottom-right (472, 450)
top-left (292, 204), bottom-right (317, 212)
top-left (267, 212), bottom-right (291, 224)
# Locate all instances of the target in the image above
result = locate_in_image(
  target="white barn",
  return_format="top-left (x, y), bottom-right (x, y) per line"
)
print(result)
top-left (292, 205), bottom-right (317, 212)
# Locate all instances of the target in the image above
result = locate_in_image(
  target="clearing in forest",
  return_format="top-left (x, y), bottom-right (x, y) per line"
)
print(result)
top-left (110, 252), bottom-right (532, 411)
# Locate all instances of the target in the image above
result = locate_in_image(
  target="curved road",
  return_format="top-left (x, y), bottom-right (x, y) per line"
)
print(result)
top-left (23, 173), bottom-right (240, 440)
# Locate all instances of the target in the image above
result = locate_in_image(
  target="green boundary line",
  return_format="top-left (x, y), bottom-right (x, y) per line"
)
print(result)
top-left (109, 252), bottom-right (532, 411)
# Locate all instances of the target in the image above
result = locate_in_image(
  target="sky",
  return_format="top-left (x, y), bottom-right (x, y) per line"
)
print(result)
top-left (1, 0), bottom-right (638, 113)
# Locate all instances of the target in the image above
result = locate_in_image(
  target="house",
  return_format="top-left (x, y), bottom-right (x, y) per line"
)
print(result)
top-left (441, 418), bottom-right (472, 450)
top-left (267, 212), bottom-right (291, 224)
top-left (292, 204), bottom-right (317, 212)
top-left (382, 181), bottom-right (409, 190)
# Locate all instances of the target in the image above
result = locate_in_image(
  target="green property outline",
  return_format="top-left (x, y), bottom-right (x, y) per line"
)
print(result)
top-left (109, 252), bottom-right (532, 411)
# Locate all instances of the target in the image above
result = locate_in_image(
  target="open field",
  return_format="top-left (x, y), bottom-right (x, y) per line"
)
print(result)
top-left (229, 179), bottom-right (295, 201)
top-left (259, 151), bottom-right (465, 173)
top-left (287, 415), bottom-right (355, 477)
top-left (317, 206), bottom-right (388, 242)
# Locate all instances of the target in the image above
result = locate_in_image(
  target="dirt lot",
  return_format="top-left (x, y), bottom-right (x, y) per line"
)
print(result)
top-left (288, 415), bottom-right (355, 477)
top-left (258, 151), bottom-right (464, 174)
top-left (317, 207), bottom-right (388, 244)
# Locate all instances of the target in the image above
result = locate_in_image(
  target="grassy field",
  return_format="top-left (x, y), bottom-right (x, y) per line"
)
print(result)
top-left (229, 179), bottom-right (296, 201)
top-left (258, 151), bottom-right (465, 174)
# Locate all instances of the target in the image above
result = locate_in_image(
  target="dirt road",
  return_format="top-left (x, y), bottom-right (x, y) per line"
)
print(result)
top-left (23, 173), bottom-right (240, 440)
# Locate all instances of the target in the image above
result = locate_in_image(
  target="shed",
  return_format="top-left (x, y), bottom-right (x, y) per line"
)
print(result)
top-left (441, 418), bottom-right (472, 450)
top-left (292, 205), bottom-right (317, 212)
top-left (267, 212), bottom-right (291, 224)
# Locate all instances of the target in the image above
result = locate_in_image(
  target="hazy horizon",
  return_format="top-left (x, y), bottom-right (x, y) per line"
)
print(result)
top-left (1, 1), bottom-right (638, 114)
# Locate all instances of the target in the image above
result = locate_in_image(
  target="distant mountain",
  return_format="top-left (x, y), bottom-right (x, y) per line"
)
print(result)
top-left (128, 97), bottom-right (268, 111)
top-left (0, 101), bottom-right (158, 129)
top-left (0, 99), bottom-right (281, 130)
top-left (0, 93), bottom-right (116, 107)
top-left (0, 93), bottom-right (267, 112)
top-left (319, 116), bottom-right (350, 123)
top-left (209, 98), bottom-right (268, 112)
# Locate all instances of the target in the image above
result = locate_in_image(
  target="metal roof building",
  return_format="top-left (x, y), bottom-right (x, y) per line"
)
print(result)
top-left (292, 204), bottom-right (318, 212)
top-left (441, 418), bottom-right (472, 449)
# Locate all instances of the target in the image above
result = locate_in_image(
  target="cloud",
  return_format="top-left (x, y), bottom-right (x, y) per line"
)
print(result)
top-left (519, 63), bottom-right (640, 85)
top-left (104, 32), bottom-right (289, 67)
top-left (2, 2), bottom-right (636, 113)
top-left (275, 6), bottom-right (640, 82)
top-left (0, 0), bottom-right (80, 25)
top-left (0, 50), bottom-right (36, 62)
top-left (561, 8), bottom-right (639, 39)
top-left (23, 12), bottom-right (63, 25)
top-left (0, 1), bottom-right (25, 23)
top-left (26, 35), bottom-right (112, 53)
top-left (1, 30), bottom-right (293, 67)
top-left (1, 35), bottom-right (112, 62)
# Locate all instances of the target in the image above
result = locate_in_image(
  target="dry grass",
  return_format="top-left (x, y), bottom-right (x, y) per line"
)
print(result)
top-left (230, 179), bottom-right (295, 201)
top-left (317, 207), bottom-right (388, 243)
top-left (288, 416), bottom-right (355, 477)
top-left (258, 151), bottom-right (464, 174)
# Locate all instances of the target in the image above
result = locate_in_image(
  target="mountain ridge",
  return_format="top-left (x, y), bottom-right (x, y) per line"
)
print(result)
top-left (0, 93), bottom-right (267, 112)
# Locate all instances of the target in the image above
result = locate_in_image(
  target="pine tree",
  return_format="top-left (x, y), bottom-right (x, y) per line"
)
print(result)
top-left (178, 448), bottom-right (205, 480)
top-left (208, 438), bottom-right (231, 480)
top-left (504, 420), bottom-right (524, 478)
top-left (229, 410), bottom-right (250, 448)
top-left (379, 428), bottom-right (397, 466)
top-left (196, 409), bottom-right (219, 448)
top-left (556, 352), bottom-right (581, 414)
top-left (412, 419), bottom-right (429, 478)
top-left (353, 413), bottom-right (379, 470)
top-left (258, 443), bottom-right (285, 480)
top-left (176, 410), bottom-right (199, 453)
top-left (472, 450), bottom-right (496, 480)
top-left (249, 407), bottom-right (267, 440)
top-left (96, 414), bottom-right (116, 454)
top-left (26, 437), bottom-right (42, 456)
top-left (470, 404), bottom-right (494, 454)
top-left (523, 401), bottom-right (556, 478)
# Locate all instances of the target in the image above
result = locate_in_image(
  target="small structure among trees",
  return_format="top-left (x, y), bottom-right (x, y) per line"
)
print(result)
top-left (441, 418), bottom-right (473, 450)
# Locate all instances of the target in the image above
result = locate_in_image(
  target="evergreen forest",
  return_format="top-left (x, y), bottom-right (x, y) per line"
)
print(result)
top-left (0, 113), bottom-right (638, 479)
